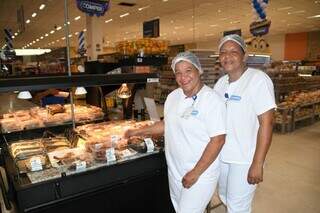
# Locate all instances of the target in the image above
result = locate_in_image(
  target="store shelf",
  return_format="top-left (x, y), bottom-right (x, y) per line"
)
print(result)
top-left (0, 73), bottom-right (159, 92)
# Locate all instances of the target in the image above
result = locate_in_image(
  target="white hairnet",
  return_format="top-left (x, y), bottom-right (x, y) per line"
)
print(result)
top-left (171, 51), bottom-right (203, 74)
top-left (218, 34), bottom-right (246, 53)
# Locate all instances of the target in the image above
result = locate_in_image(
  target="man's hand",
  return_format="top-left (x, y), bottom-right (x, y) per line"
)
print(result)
top-left (247, 161), bottom-right (263, 185)
top-left (182, 169), bottom-right (200, 189)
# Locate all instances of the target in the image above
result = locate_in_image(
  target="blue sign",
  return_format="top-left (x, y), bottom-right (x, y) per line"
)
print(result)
top-left (76, 0), bottom-right (110, 17)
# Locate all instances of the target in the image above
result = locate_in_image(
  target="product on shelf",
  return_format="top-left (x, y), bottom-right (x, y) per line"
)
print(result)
top-left (42, 137), bottom-right (71, 153)
top-left (9, 139), bottom-right (50, 173)
top-left (48, 148), bottom-right (94, 171)
top-left (0, 104), bottom-right (104, 133)
top-left (116, 38), bottom-right (169, 56)
top-left (76, 120), bottom-right (156, 161)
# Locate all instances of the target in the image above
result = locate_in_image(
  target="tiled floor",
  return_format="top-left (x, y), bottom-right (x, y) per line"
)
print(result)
top-left (211, 122), bottom-right (320, 213)
top-left (1, 122), bottom-right (319, 213)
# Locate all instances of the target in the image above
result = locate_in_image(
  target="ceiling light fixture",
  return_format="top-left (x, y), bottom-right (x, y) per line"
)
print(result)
top-left (56, 26), bottom-right (62, 31)
top-left (14, 32), bottom-right (18, 36)
top-left (11, 36), bottom-right (15, 39)
top-left (277, 6), bottom-right (292, 11)
top-left (138, 5), bottom-right (150, 11)
top-left (62, 37), bottom-right (66, 40)
top-left (36, 38), bottom-right (39, 41)
top-left (105, 18), bottom-right (113, 23)
top-left (307, 14), bottom-right (320, 18)
top-left (26, 19), bottom-right (31, 24)
top-left (120, 13), bottom-right (130, 18)
top-left (40, 36), bottom-right (44, 39)
top-left (45, 33), bottom-right (49, 37)
top-left (50, 30), bottom-right (55, 34)
top-left (32, 41), bottom-right (36, 44)
top-left (210, 24), bottom-right (218, 27)
top-left (32, 13), bottom-right (37, 18)
top-left (83, 28), bottom-right (87, 32)
top-left (39, 4), bottom-right (46, 10)
top-left (74, 16), bottom-right (81, 21)
top-left (163, 0), bottom-right (169, 2)
top-left (68, 34), bottom-right (72, 38)
top-left (75, 32), bottom-right (79, 35)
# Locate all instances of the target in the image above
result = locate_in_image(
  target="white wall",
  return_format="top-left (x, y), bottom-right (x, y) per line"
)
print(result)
top-left (195, 34), bottom-right (286, 61)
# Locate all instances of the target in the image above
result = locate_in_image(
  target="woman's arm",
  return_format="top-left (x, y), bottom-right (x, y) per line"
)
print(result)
top-left (247, 109), bottom-right (274, 184)
top-left (124, 121), bottom-right (165, 138)
top-left (182, 134), bottom-right (225, 188)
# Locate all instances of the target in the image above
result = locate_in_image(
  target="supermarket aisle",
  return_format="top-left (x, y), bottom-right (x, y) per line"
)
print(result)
top-left (212, 122), bottom-right (320, 213)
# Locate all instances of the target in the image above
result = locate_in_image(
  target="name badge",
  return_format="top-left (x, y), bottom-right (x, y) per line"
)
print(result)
top-left (191, 110), bottom-right (199, 116)
top-left (229, 95), bottom-right (241, 101)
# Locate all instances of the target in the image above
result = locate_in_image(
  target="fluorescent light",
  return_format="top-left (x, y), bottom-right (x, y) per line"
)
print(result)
top-left (277, 6), bottom-right (292, 11)
top-left (75, 32), bottom-right (79, 35)
top-left (308, 14), bottom-right (320, 18)
top-left (32, 12), bottom-right (37, 17)
top-left (105, 18), bottom-right (113, 23)
top-left (120, 13), bottom-right (129, 18)
top-left (138, 5), bottom-right (150, 11)
top-left (210, 24), bottom-right (218, 27)
top-left (56, 39), bottom-right (60, 42)
top-left (36, 38), bottom-right (39, 41)
top-left (50, 30), bottom-right (55, 34)
top-left (26, 19), bottom-right (30, 24)
top-left (32, 41), bottom-right (36, 44)
top-left (62, 37), bottom-right (66, 40)
top-left (14, 49), bottom-right (51, 56)
top-left (205, 33), bottom-right (214, 37)
top-left (298, 74), bottom-right (312, 77)
top-left (39, 4), bottom-right (46, 10)
top-left (56, 26), bottom-right (62, 31)
top-left (67, 21), bottom-right (70, 25)
top-left (45, 33), bottom-right (49, 37)
top-left (17, 91), bottom-right (32, 99)
top-left (11, 36), bottom-right (15, 39)
top-left (83, 28), bottom-right (87, 32)
top-left (68, 34), bottom-right (72, 38)
top-left (163, 0), bottom-right (169, 2)
top-left (74, 16), bottom-right (81, 21)
top-left (14, 32), bottom-right (18, 36)
top-left (40, 36), bottom-right (44, 39)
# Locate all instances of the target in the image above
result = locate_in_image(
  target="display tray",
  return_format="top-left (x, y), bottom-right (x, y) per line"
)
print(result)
top-left (5, 151), bottom-right (171, 213)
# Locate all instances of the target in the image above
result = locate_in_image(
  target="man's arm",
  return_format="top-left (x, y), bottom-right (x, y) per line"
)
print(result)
top-left (182, 134), bottom-right (225, 188)
top-left (247, 109), bottom-right (274, 184)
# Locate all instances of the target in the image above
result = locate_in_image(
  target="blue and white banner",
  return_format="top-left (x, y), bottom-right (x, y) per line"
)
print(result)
top-left (76, 0), bottom-right (110, 17)
top-left (78, 31), bottom-right (86, 56)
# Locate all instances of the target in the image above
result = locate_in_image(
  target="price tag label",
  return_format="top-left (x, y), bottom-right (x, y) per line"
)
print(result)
top-left (144, 138), bottom-right (155, 152)
top-left (147, 78), bottom-right (159, 83)
top-left (95, 143), bottom-right (103, 150)
top-left (137, 57), bottom-right (143, 63)
top-left (111, 135), bottom-right (119, 143)
top-left (121, 149), bottom-right (132, 158)
top-left (75, 161), bottom-right (86, 171)
top-left (30, 157), bottom-right (43, 171)
top-left (105, 148), bottom-right (116, 162)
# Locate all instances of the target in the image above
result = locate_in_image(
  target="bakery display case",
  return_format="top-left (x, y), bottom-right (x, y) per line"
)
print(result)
top-left (0, 73), bottom-right (174, 213)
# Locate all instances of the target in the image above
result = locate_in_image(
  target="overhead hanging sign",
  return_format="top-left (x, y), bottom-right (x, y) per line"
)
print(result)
top-left (76, 0), bottom-right (110, 17)
top-left (143, 19), bottom-right (160, 38)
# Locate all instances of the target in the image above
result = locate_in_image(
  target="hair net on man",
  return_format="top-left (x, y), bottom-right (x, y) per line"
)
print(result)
top-left (171, 51), bottom-right (203, 75)
top-left (218, 34), bottom-right (246, 53)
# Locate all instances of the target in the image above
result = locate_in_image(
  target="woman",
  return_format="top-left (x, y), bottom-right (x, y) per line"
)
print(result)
top-left (213, 34), bottom-right (276, 213)
top-left (125, 51), bottom-right (226, 213)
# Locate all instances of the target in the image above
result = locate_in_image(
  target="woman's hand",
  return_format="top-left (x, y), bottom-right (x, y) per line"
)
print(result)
top-left (247, 161), bottom-right (263, 184)
top-left (182, 169), bottom-right (200, 189)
